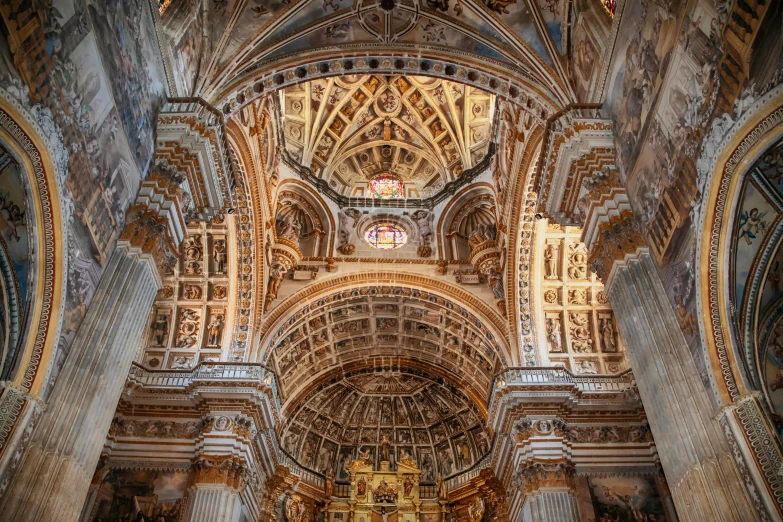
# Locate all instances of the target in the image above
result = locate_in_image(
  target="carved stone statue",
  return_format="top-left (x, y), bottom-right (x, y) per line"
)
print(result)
top-left (546, 317), bottom-right (563, 353)
top-left (380, 433), bottom-right (391, 462)
top-left (488, 267), bottom-right (504, 300)
top-left (412, 209), bottom-right (433, 257)
top-left (277, 214), bottom-right (302, 244)
top-left (544, 244), bottom-right (558, 279)
top-left (267, 263), bottom-right (287, 298)
top-left (436, 475), bottom-right (447, 501)
top-left (567, 242), bottom-right (589, 280)
top-left (213, 239), bottom-right (227, 274)
top-left (600, 317), bottom-right (617, 353)
top-left (151, 313), bottom-right (169, 346)
top-left (207, 315), bottom-right (223, 347)
top-left (338, 208), bottom-right (361, 255)
top-left (325, 468), bottom-right (335, 499)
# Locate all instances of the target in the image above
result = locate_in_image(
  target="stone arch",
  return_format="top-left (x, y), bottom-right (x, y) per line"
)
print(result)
top-left (699, 85), bottom-right (783, 405)
top-left (438, 184), bottom-right (497, 262)
top-left (0, 95), bottom-right (66, 396)
top-left (276, 179), bottom-right (335, 256)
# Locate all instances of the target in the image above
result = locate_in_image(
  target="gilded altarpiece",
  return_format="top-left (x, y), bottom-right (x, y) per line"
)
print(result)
top-left (534, 223), bottom-right (627, 374)
top-left (141, 215), bottom-right (237, 368)
top-left (327, 457), bottom-right (443, 522)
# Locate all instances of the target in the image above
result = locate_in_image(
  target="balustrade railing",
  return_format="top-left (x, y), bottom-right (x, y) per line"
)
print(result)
top-left (488, 367), bottom-right (635, 416)
top-left (444, 452), bottom-right (492, 491)
top-left (128, 362), bottom-right (282, 411)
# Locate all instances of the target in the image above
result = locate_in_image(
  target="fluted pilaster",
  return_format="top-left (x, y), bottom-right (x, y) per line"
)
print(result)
top-left (0, 243), bottom-right (162, 522)
top-left (521, 491), bottom-right (580, 522)
top-left (606, 249), bottom-right (759, 521)
top-left (183, 485), bottom-right (244, 522)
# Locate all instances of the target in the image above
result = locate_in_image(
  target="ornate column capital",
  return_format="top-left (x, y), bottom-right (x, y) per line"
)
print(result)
top-left (587, 210), bottom-right (647, 282)
top-left (511, 461), bottom-right (576, 495)
top-left (191, 455), bottom-right (247, 491)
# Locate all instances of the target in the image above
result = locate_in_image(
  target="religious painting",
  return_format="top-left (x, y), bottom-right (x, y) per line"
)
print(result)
top-left (587, 475), bottom-right (667, 522)
top-left (88, 0), bottom-right (167, 173)
top-left (88, 469), bottom-right (188, 522)
top-left (570, 14), bottom-right (600, 101)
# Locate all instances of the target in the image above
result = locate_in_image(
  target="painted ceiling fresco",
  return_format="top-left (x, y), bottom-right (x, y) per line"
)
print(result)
top-left (730, 140), bottom-right (783, 438)
top-left (281, 75), bottom-right (494, 197)
top-left (161, 0), bottom-right (575, 103)
top-left (280, 369), bottom-right (491, 481)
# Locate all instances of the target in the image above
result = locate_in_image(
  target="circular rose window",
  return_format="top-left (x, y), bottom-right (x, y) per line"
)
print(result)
top-left (365, 223), bottom-right (408, 250)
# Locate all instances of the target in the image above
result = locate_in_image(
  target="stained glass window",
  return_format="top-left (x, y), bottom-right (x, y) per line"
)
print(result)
top-left (369, 175), bottom-right (404, 199)
top-left (365, 223), bottom-right (408, 250)
top-left (599, 0), bottom-right (616, 17)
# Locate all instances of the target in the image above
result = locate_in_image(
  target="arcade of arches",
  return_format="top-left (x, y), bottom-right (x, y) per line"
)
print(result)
top-left (0, 1), bottom-right (781, 521)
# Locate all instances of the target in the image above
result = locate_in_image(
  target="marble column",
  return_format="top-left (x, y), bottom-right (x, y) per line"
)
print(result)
top-left (183, 458), bottom-right (247, 522)
top-left (0, 242), bottom-right (162, 522)
top-left (605, 247), bottom-right (758, 521)
top-left (520, 491), bottom-right (580, 522)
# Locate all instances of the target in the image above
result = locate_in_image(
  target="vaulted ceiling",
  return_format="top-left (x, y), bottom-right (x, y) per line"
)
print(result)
top-left (161, 0), bottom-right (574, 105)
top-left (281, 74), bottom-right (494, 196)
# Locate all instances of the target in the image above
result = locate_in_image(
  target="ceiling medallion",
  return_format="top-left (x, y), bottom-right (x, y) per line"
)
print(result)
top-left (356, 0), bottom-right (420, 44)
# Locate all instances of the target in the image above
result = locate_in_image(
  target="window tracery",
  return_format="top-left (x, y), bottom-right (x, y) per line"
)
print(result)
top-left (365, 223), bottom-right (408, 250)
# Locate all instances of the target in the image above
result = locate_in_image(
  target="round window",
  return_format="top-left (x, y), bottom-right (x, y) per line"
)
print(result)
top-left (365, 223), bottom-right (408, 250)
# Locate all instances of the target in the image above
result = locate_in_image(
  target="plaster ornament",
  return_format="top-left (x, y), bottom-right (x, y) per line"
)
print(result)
top-left (183, 283), bottom-right (202, 300)
top-left (567, 242), bottom-right (589, 280)
top-left (569, 312), bottom-right (593, 353)
top-left (175, 309), bottom-right (200, 348)
top-left (213, 285), bottom-right (227, 299)
top-left (568, 288), bottom-right (587, 305)
top-left (170, 355), bottom-right (193, 369)
top-left (544, 289), bottom-right (558, 303)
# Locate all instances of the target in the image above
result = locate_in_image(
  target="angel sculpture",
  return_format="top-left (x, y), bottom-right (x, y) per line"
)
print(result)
top-left (739, 207), bottom-right (768, 246)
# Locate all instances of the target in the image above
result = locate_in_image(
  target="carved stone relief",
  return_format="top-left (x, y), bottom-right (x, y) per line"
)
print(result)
top-left (538, 226), bottom-right (627, 373)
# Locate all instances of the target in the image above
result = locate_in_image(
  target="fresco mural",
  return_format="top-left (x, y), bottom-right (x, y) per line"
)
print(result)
top-left (87, 469), bottom-right (188, 522)
top-left (0, 0), bottom-right (168, 395)
top-left (588, 475), bottom-right (667, 522)
top-left (603, 0), bottom-right (783, 390)
top-left (0, 148), bottom-right (31, 381)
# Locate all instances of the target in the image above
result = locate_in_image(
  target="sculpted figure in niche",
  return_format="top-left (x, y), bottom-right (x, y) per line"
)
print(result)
top-left (546, 317), bottom-right (563, 353)
top-left (151, 313), bottom-right (169, 346)
top-left (338, 208), bottom-right (361, 255)
top-left (544, 243), bottom-right (559, 279)
top-left (380, 433), bottom-right (391, 461)
top-left (357, 476), bottom-right (367, 496)
top-left (277, 214), bottom-right (302, 244)
top-left (467, 223), bottom-right (496, 251)
top-left (403, 475), bottom-right (414, 497)
top-left (399, 448), bottom-right (417, 468)
top-left (213, 239), bottom-right (227, 273)
top-left (207, 315), bottom-right (224, 347)
top-left (600, 317), bottom-right (617, 353)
